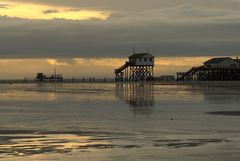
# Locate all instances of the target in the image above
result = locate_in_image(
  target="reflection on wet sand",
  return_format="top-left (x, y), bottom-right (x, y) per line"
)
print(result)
top-left (115, 83), bottom-right (154, 114)
top-left (0, 129), bottom-right (231, 158)
top-left (206, 111), bottom-right (240, 116)
top-left (0, 134), bottom-right (106, 157)
top-left (153, 138), bottom-right (230, 148)
top-left (202, 86), bottom-right (240, 103)
top-left (0, 130), bottom-right (141, 158)
top-left (0, 84), bottom-right (240, 160)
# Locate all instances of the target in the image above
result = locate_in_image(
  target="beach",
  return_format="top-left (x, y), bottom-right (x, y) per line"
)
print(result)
top-left (0, 83), bottom-right (240, 161)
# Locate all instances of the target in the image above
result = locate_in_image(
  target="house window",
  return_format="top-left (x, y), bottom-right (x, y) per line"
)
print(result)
top-left (144, 58), bottom-right (147, 62)
top-left (150, 58), bottom-right (152, 62)
top-left (139, 58), bottom-right (142, 62)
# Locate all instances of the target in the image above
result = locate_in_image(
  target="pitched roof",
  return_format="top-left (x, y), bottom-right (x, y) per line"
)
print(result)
top-left (204, 57), bottom-right (231, 64)
top-left (129, 53), bottom-right (154, 58)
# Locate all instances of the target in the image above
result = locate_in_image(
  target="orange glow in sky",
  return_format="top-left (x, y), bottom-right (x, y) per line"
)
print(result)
top-left (0, 1), bottom-right (110, 20)
top-left (0, 57), bottom-right (212, 79)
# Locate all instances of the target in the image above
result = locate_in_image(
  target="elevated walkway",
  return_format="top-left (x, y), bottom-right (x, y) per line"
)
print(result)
top-left (177, 66), bottom-right (203, 81)
top-left (115, 62), bottom-right (133, 74)
top-left (178, 65), bottom-right (240, 81)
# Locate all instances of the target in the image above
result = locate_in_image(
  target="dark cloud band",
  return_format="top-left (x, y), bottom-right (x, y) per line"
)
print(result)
top-left (0, 0), bottom-right (240, 58)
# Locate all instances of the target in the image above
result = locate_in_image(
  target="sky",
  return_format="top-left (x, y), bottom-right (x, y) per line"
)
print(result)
top-left (0, 57), bottom-right (210, 79)
top-left (0, 0), bottom-right (239, 78)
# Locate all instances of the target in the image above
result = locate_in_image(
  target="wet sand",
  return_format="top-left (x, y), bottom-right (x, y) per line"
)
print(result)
top-left (207, 111), bottom-right (240, 116)
top-left (0, 83), bottom-right (240, 161)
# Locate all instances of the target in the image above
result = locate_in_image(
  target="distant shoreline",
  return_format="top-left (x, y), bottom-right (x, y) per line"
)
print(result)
top-left (1, 80), bottom-right (240, 87)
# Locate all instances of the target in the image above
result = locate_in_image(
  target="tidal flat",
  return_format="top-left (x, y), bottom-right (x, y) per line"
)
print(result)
top-left (0, 83), bottom-right (240, 161)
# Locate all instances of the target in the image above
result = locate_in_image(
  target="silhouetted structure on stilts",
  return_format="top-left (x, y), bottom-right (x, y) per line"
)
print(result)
top-left (115, 53), bottom-right (155, 81)
top-left (177, 57), bottom-right (240, 81)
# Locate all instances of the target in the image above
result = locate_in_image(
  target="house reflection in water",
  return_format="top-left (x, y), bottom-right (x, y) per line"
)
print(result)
top-left (115, 83), bottom-right (154, 115)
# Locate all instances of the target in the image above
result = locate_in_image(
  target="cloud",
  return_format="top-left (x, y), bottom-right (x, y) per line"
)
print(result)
top-left (0, 1), bottom-right (110, 20)
top-left (43, 9), bottom-right (59, 14)
top-left (47, 58), bottom-right (77, 66)
top-left (0, 0), bottom-right (240, 58)
top-left (0, 4), bottom-right (9, 9)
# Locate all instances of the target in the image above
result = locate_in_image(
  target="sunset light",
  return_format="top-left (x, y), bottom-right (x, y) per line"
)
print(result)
top-left (0, 0), bottom-right (240, 161)
top-left (0, 1), bottom-right (110, 20)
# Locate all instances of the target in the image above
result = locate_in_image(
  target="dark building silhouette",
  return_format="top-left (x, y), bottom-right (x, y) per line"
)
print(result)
top-left (177, 57), bottom-right (240, 81)
top-left (115, 53), bottom-right (154, 81)
top-left (36, 69), bottom-right (63, 82)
